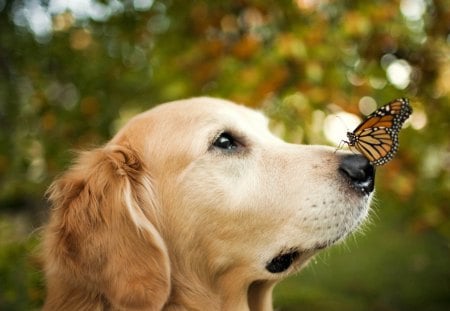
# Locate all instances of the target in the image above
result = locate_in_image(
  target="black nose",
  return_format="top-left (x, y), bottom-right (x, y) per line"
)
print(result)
top-left (339, 154), bottom-right (375, 194)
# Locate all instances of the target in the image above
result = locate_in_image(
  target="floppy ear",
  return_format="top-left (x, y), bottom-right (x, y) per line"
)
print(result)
top-left (43, 145), bottom-right (170, 310)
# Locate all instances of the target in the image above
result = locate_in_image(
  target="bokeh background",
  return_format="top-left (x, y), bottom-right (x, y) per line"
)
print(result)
top-left (0, 0), bottom-right (449, 310)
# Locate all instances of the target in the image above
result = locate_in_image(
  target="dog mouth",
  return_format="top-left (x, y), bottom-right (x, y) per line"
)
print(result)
top-left (266, 250), bottom-right (301, 273)
top-left (266, 234), bottom-right (345, 274)
top-left (265, 186), bottom-right (373, 274)
top-left (265, 240), bottom-right (338, 274)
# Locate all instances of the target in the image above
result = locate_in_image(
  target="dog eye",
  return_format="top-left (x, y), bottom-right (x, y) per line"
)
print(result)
top-left (213, 133), bottom-right (238, 150)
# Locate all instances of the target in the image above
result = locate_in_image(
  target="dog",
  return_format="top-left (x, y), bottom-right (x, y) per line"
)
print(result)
top-left (42, 97), bottom-right (375, 310)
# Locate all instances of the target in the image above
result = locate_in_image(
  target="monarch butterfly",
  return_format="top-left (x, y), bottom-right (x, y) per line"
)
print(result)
top-left (344, 98), bottom-right (413, 166)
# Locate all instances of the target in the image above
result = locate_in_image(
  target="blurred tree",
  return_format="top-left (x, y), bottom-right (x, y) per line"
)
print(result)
top-left (0, 0), bottom-right (448, 310)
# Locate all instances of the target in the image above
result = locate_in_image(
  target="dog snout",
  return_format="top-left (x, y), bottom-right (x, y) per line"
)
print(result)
top-left (339, 154), bottom-right (375, 194)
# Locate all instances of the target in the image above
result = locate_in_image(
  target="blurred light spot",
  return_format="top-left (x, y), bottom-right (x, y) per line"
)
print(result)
top-left (27, 3), bottom-right (52, 37)
top-left (28, 140), bottom-right (43, 158)
top-left (49, 0), bottom-right (124, 22)
top-left (343, 11), bottom-right (371, 36)
top-left (306, 62), bottom-right (323, 83)
top-left (358, 96), bottom-right (377, 115)
top-left (346, 71), bottom-right (364, 86)
top-left (283, 92), bottom-right (309, 112)
top-left (13, 0), bottom-right (52, 41)
top-left (277, 34), bottom-right (307, 59)
top-left (13, 0), bottom-right (126, 41)
top-left (240, 7), bottom-right (264, 31)
top-left (436, 62), bottom-right (450, 96)
top-left (147, 14), bottom-right (170, 34)
top-left (324, 111), bottom-right (361, 146)
top-left (312, 109), bottom-right (325, 139)
top-left (125, 47), bottom-right (147, 69)
top-left (133, 0), bottom-right (154, 11)
top-left (61, 84), bottom-right (80, 110)
top-left (27, 140), bottom-right (46, 183)
top-left (380, 53), bottom-right (397, 70)
top-left (45, 82), bottom-right (79, 110)
top-left (400, 0), bottom-right (427, 44)
top-left (422, 147), bottom-right (446, 179)
top-left (295, 0), bottom-right (320, 11)
top-left (386, 59), bottom-right (412, 89)
top-left (409, 108), bottom-right (427, 130)
top-left (28, 158), bottom-right (47, 183)
top-left (46, 81), bottom-right (66, 102)
top-left (221, 14), bottom-right (238, 34)
top-left (53, 12), bottom-right (75, 32)
top-left (400, 0), bottom-right (426, 21)
top-left (70, 29), bottom-right (92, 50)
top-left (369, 77), bottom-right (387, 89)
top-left (405, 18), bottom-right (425, 34)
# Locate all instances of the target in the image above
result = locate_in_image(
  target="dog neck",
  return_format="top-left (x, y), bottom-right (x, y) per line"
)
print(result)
top-left (164, 257), bottom-right (276, 311)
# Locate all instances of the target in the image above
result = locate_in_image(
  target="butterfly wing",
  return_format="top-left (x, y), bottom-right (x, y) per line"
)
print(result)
top-left (351, 126), bottom-right (398, 165)
top-left (347, 98), bottom-right (412, 166)
top-left (353, 98), bottom-right (412, 134)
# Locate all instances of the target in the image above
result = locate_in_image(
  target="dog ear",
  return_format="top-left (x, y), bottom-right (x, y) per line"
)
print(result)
top-left (43, 145), bottom-right (170, 310)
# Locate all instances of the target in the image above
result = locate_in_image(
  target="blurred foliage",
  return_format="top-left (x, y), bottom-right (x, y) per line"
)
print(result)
top-left (0, 217), bottom-right (44, 309)
top-left (0, 0), bottom-right (449, 310)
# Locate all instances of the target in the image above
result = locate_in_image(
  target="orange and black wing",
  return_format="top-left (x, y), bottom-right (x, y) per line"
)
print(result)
top-left (349, 126), bottom-right (397, 165)
top-left (347, 98), bottom-right (412, 166)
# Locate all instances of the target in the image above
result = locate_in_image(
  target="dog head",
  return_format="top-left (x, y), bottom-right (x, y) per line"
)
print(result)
top-left (44, 97), bottom-right (374, 310)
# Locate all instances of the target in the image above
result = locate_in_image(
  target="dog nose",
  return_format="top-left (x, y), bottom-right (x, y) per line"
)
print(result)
top-left (339, 154), bottom-right (375, 194)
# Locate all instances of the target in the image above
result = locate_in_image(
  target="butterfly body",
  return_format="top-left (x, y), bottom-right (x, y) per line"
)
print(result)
top-left (345, 98), bottom-right (412, 166)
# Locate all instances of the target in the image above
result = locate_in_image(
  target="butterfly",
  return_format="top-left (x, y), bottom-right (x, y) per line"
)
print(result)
top-left (344, 98), bottom-right (413, 166)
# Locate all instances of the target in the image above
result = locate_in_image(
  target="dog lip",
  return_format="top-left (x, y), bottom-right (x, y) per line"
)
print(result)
top-left (311, 243), bottom-right (328, 250)
top-left (266, 241), bottom-right (335, 274)
top-left (354, 177), bottom-right (374, 194)
top-left (266, 250), bottom-right (300, 273)
top-left (343, 174), bottom-right (375, 195)
top-left (304, 235), bottom-right (346, 252)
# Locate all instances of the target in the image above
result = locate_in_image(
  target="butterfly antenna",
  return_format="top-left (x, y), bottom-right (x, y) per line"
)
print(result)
top-left (334, 114), bottom-right (350, 153)
top-left (335, 114), bottom-right (350, 132)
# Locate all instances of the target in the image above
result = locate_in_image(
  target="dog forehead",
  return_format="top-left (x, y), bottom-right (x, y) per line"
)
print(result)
top-left (203, 102), bottom-right (269, 132)
top-left (191, 99), bottom-right (280, 145)
top-left (113, 97), bottom-right (279, 152)
top-left (154, 97), bottom-right (272, 135)
top-left (176, 97), bottom-right (268, 126)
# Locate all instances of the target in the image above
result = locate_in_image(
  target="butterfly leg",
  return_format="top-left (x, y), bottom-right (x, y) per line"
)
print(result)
top-left (334, 140), bottom-right (348, 153)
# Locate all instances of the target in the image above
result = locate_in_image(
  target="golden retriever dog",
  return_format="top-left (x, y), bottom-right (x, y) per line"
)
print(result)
top-left (42, 97), bottom-right (375, 310)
